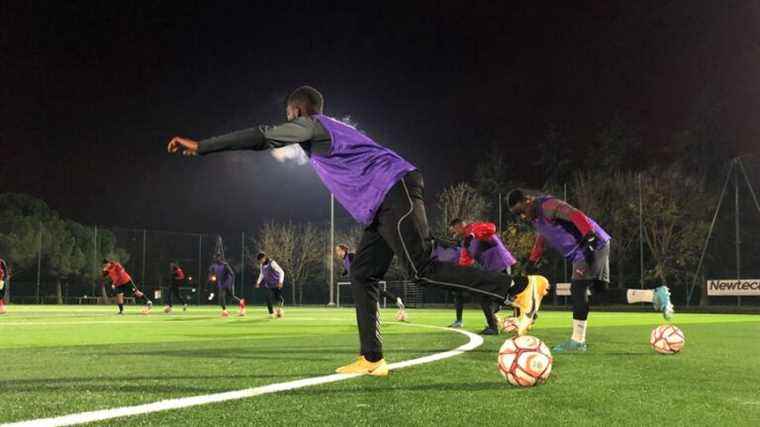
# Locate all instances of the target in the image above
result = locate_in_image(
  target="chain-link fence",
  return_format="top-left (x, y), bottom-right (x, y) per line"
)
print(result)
top-left (3, 157), bottom-right (760, 309)
top-left (0, 225), bottom-right (224, 305)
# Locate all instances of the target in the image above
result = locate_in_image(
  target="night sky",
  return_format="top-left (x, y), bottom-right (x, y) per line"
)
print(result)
top-left (2, 1), bottom-right (760, 233)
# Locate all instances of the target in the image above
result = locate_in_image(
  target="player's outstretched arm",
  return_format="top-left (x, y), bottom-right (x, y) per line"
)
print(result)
top-left (167, 118), bottom-right (318, 157)
top-left (168, 130), bottom-right (265, 157)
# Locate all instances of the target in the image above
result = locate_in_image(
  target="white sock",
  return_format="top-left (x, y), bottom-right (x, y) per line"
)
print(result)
top-left (627, 289), bottom-right (654, 304)
top-left (571, 319), bottom-right (587, 343)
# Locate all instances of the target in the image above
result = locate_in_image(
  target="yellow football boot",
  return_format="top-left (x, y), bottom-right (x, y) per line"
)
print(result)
top-left (512, 275), bottom-right (550, 335)
top-left (335, 356), bottom-right (389, 377)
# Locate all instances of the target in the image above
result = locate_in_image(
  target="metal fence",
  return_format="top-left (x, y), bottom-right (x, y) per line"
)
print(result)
top-left (3, 157), bottom-right (760, 309)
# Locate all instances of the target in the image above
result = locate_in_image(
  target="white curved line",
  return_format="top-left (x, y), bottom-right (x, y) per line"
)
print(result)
top-left (2, 323), bottom-right (483, 427)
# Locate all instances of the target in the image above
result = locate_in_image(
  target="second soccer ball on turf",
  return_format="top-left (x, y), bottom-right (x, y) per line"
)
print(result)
top-left (650, 325), bottom-right (685, 354)
top-left (497, 335), bottom-right (553, 387)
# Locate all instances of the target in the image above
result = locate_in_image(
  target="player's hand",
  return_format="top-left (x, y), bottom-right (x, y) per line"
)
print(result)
top-left (167, 136), bottom-right (199, 156)
top-left (255, 284), bottom-right (260, 288)
top-left (277, 283), bottom-right (283, 289)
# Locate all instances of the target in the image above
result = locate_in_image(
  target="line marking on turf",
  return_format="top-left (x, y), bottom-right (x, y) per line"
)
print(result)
top-left (1, 323), bottom-right (484, 427)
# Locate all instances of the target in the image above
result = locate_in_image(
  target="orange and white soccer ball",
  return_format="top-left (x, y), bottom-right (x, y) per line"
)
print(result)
top-left (497, 335), bottom-right (553, 387)
top-left (650, 325), bottom-right (685, 354)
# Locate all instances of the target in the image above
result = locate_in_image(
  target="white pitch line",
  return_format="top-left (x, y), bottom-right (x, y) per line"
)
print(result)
top-left (2, 323), bottom-right (483, 427)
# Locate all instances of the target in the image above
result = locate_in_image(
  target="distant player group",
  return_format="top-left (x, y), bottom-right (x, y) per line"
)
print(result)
top-left (92, 250), bottom-right (295, 319)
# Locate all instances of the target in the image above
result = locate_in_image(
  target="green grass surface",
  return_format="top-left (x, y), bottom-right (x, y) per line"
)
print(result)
top-left (1, 305), bottom-right (759, 426)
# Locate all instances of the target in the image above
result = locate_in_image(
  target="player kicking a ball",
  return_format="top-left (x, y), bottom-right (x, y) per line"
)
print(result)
top-left (0, 257), bottom-right (8, 315)
top-left (336, 244), bottom-right (407, 321)
top-left (209, 254), bottom-right (246, 317)
top-left (255, 252), bottom-right (285, 319)
top-left (448, 219), bottom-right (545, 335)
top-left (168, 86), bottom-right (542, 377)
top-left (102, 259), bottom-right (153, 315)
top-left (164, 261), bottom-right (188, 313)
top-left (507, 189), bottom-right (674, 352)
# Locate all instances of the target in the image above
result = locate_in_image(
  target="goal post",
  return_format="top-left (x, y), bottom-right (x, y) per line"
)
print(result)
top-left (336, 280), bottom-right (421, 308)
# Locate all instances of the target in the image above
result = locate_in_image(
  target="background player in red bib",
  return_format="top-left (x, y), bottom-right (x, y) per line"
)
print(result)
top-left (164, 261), bottom-right (188, 313)
top-left (448, 219), bottom-right (536, 335)
top-left (102, 259), bottom-right (153, 315)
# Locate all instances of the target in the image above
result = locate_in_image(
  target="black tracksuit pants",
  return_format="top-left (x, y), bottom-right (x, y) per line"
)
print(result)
top-left (264, 287), bottom-right (284, 314)
top-left (349, 171), bottom-right (521, 359)
top-left (166, 279), bottom-right (183, 307)
top-left (452, 291), bottom-right (500, 329)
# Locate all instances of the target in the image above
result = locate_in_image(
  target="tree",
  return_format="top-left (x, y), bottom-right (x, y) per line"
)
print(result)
top-left (474, 144), bottom-right (511, 197)
top-left (0, 194), bottom-right (52, 275)
top-left (584, 116), bottom-right (641, 173)
top-left (499, 222), bottom-right (536, 266)
top-left (640, 167), bottom-right (713, 298)
top-left (0, 193), bottom-right (131, 302)
top-left (573, 170), bottom-right (640, 287)
top-left (435, 183), bottom-right (489, 237)
top-left (48, 219), bottom-right (84, 303)
top-left (0, 211), bottom-right (42, 302)
top-left (293, 223), bottom-right (323, 304)
top-left (473, 143), bottom-right (526, 222)
top-left (535, 123), bottom-right (575, 188)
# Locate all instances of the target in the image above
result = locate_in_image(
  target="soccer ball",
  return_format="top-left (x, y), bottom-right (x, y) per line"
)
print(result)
top-left (650, 325), bottom-right (685, 354)
top-left (497, 335), bottom-right (553, 387)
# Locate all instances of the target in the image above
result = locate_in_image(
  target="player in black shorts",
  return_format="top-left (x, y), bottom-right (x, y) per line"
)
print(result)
top-left (164, 261), bottom-right (188, 313)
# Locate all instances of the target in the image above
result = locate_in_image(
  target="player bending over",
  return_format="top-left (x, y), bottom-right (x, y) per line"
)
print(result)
top-left (164, 261), bottom-right (188, 313)
top-left (0, 257), bottom-right (8, 315)
top-left (449, 218), bottom-right (546, 335)
top-left (168, 86), bottom-right (541, 376)
top-left (255, 252), bottom-right (286, 319)
top-left (209, 254), bottom-right (246, 317)
top-left (508, 189), bottom-right (674, 352)
top-left (102, 259), bottom-right (153, 315)
top-left (336, 244), bottom-right (407, 321)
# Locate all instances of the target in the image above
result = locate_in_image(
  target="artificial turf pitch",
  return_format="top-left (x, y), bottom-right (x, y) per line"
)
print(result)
top-left (1, 305), bottom-right (759, 426)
